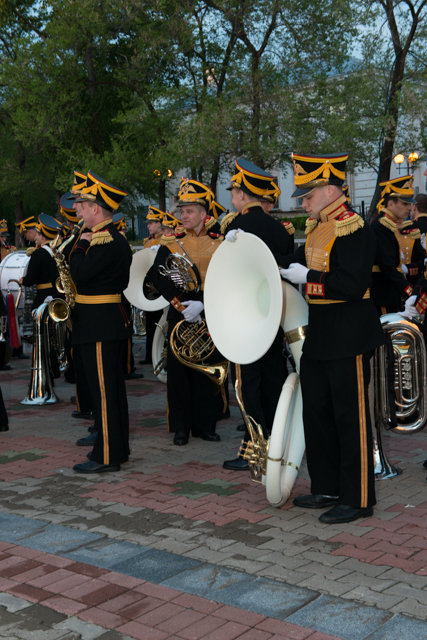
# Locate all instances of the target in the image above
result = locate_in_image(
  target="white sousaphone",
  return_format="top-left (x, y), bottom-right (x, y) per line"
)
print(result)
top-left (204, 231), bottom-right (308, 507)
top-left (124, 248), bottom-right (168, 312)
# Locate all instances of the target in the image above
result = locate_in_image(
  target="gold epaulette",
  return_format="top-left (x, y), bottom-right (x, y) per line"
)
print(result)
top-left (220, 212), bottom-right (238, 234)
top-left (26, 247), bottom-right (36, 256)
top-left (335, 212), bottom-right (364, 237)
top-left (282, 221), bottom-right (295, 235)
top-left (305, 217), bottom-right (318, 235)
top-left (159, 235), bottom-right (176, 245)
top-left (400, 223), bottom-right (421, 239)
top-left (380, 216), bottom-right (398, 232)
top-left (90, 230), bottom-right (113, 246)
top-left (204, 215), bottom-right (216, 231)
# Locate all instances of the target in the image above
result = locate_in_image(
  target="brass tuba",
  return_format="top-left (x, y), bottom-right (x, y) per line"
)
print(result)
top-left (204, 231), bottom-right (308, 507)
top-left (373, 312), bottom-right (426, 478)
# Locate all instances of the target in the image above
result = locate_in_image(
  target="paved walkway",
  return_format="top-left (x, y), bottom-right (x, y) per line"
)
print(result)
top-left (0, 339), bottom-right (426, 640)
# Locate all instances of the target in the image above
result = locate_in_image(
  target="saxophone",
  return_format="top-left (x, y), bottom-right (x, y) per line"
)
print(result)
top-left (49, 220), bottom-right (83, 312)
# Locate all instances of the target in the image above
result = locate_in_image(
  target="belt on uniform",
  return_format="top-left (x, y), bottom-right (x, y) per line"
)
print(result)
top-left (308, 289), bottom-right (370, 304)
top-left (75, 294), bottom-right (121, 304)
top-left (36, 282), bottom-right (53, 290)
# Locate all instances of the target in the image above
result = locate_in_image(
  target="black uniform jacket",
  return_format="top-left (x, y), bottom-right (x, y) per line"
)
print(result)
top-left (371, 211), bottom-right (414, 310)
top-left (22, 245), bottom-right (60, 308)
top-left (221, 202), bottom-right (293, 264)
top-left (70, 221), bottom-right (133, 345)
top-left (283, 200), bottom-right (384, 361)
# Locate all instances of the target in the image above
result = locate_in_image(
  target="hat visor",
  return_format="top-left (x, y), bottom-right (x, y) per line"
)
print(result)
top-left (398, 196), bottom-right (416, 204)
top-left (291, 185), bottom-right (317, 198)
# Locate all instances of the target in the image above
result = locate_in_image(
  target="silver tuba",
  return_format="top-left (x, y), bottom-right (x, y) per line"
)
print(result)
top-left (204, 231), bottom-right (308, 507)
top-left (373, 312), bottom-right (426, 478)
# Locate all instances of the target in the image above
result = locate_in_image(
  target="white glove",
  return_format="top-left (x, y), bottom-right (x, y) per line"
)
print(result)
top-left (398, 294), bottom-right (418, 319)
top-left (225, 229), bottom-right (242, 242)
top-left (181, 300), bottom-right (204, 323)
top-left (150, 244), bottom-right (160, 252)
top-left (401, 264), bottom-right (409, 275)
top-left (279, 263), bottom-right (309, 284)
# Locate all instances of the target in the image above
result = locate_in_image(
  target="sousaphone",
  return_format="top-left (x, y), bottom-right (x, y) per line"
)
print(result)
top-left (204, 232), bottom-right (308, 507)
top-left (124, 248), bottom-right (168, 311)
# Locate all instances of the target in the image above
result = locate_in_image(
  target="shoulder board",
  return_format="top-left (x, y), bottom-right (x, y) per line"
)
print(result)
top-left (159, 235), bottom-right (176, 245)
top-left (208, 231), bottom-right (221, 239)
top-left (204, 216), bottom-right (216, 231)
top-left (335, 211), bottom-right (364, 237)
top-left (26, 246), bottom-right (36, 256)
top-left (281, 221), bottom-right (295, 235)
top-left (399, 224), bottom-right (421, 239)
top-left (175, 230), bottom-right (186, 239)
top-left (90, 229), bottom-right (113, 246)
top-left (220, 212), bottom-right (238, 234)
top-left (379, 216), bottom-right (398, 232)
top-left (305, 217), bottom-right (318, 235)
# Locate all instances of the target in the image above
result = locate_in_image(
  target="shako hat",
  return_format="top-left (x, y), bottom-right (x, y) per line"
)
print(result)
top-left (60, 191), bottom-right (79, 224)
top-left (177, 178), bottom-right (215, 211)
top-left (209, 200), bottom-right (226, 219)
top-left (70, 170), bottom-right (87, 198)
top-left (291, 152), bottom-right (348, 197)
top-left (76, 170), bottom-right (128, 212)
top-left (146, 206), bottom-right (166, 221)
top-left (36, 213), bottom-right (63, 239)
top-left (113, 211), bottom-right (126, 231)
top-left (378, 175), bottom-right (415, 205)
top-left (0, 219), bottom-right (8, 234)
top-left (228, 158), bottom-right (280, 203)
top-left (342, 184), bottom-right (351, 204)
top-left (15, 216), bottom-right (36, 233)
top-left (162, 212), bottom-right (180, 228)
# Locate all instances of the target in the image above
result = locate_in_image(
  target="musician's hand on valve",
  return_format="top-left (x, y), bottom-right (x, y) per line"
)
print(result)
top-left (398, 294), bottom-right (418, 319)
top-left (225, 229), bottom-right (242, 242)
top-left (181, 300), bottom-right (203, 323)
top-left (279, 263), bottom-right (309, 284)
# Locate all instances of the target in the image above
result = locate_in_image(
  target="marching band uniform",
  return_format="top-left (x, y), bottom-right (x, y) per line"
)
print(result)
top-left (396, 220), bottom-right (424, 287)
top-left (281, 152), bottom-right (384, 524)
top-left (21, 214), bottom-right (62, 309)
top-left (71, 171), bottom-right (132, 473)
top-left (0, 219), bottom-right (16, 261)
top-left (151, 179), bottom-right (223, 445)
top-left (371, 176), bottom-right (416, 314)
top-left (222, 159), bottom-right (292, 470)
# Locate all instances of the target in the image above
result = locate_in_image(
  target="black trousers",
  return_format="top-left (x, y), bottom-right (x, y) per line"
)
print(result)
top-left (235, 328), bottom-right (286, 439)
top-left (78, 341), bottom-right (129, 465)
top-left (73, 344), bottom-right (93, 413)
top-left (300, 352), bottom-right (376, 509)
top-left (166, 342), bottom-right (218, 437)
top-left (0, 386), bottom-right (8, 428)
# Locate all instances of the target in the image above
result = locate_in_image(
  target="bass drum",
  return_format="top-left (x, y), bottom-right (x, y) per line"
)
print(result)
top-left (152, 307), bottom-right (168, 383)
top-left (0, 251), bottom-right (30, 310)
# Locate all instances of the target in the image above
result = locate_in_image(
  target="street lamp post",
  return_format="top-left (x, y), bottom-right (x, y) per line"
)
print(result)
top-left (393, 152), bottom-right (419, 174)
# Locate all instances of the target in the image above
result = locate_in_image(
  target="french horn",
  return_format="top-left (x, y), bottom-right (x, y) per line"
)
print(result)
top-left (124, 249), bottom-right (168, 311)
top-left (204, 231), bottom-right (308, 507)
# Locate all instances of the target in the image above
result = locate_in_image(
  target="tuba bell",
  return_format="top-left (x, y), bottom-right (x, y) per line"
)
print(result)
top-left (124, 248), bottom-right (169, 311)
top-left (204, 231), bottom-right (308, 507)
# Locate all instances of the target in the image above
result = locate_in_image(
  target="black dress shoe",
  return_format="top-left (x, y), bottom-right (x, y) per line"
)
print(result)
top-left (236, 423), bottom-right (246, 432)
top-left (76, 432), bottom-right (97, 446)
top-left (223, 457), bottom-right (250, 471)
top-left (0, 365), bottom-right (11, 371)
top-left (87, 451), bottom-right (128, 463)
top-left (125, 372), bottom-right (144, 380)
top-left (173, 432), bottom-right (189, 446)
top-left (72, 410), bottom-right (94, 420)
top-left (293, 494), bottom-right (339, 509)
top-left (139, 359), bottom-right (151, 365)
top-left (88, 424), bottom-right (97, 433)
top-left (0, 425), bottom-right (9, 432)
top-left (319, 503), bottom-right (373, 524)
top-left (216, 410), bottom-right (230, 421)
top-left (73, 461), bottom-right (120, 473)
top-left (423, 460), bottom-right (427, 469)
top-left (201, 433), bottom-right (221, 442)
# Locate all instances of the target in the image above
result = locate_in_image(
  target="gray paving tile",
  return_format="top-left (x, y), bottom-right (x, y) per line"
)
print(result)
top-left (0, 512), bottom-right (47, 542)
top-left (365, 614), bottom-right (427, 640)
top-left (161, 563), bottom-right (257, 601)
top-left (63, 540), bottom-right (152, 569)
top-left (20, 523), bottom-right (102, 553)
top-left (286, 594), bottom-right (392, 640)
top-left (110, 548), bottom-right (201, 582)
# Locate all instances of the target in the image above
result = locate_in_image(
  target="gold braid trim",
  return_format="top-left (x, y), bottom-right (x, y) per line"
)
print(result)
top-left (204, 215), bottom-right (216, 231)
top-left (159, 235), bottom-right (177, 245)
top-left (304, 218), bottom-right (318, 235)
top-left (282, 221), bottom-right (295, 235)
top-left (90, 230), bottom-right (113, 246)
top-left (335, 213), bottom-right (364, 237)
top-left (220, 212), bottom-right (238, 234)
top-left (379, 216), bottom-right (398, 232)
